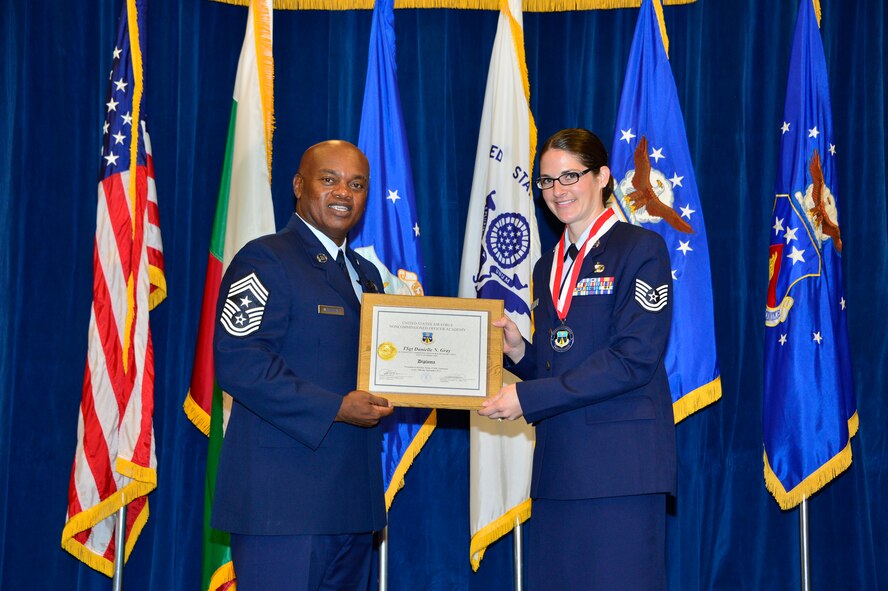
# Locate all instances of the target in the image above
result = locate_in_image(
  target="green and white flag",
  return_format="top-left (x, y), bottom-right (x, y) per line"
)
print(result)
top-left (183, 1), bottom-right (275, 588)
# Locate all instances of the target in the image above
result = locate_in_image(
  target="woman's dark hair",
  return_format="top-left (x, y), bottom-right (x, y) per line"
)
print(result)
top-left (539, 128), bottom-right (615, 206)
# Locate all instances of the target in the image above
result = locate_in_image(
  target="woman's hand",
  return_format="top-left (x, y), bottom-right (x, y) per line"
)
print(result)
top-left (493, 316), bottom-right (525, 364)
top-left (478, 383), bottom-right (524, 421)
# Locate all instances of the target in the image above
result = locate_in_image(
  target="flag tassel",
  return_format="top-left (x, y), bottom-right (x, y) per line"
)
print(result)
top-left (672, 376), bottom-right (722, 423)
top-left (763, 414), bottom-right (856, 511)
top-left (469, 499), bottom-right (531, 571)
top-left (210, 0), bottom-right (698, 12)
top-left (384, 410), bottom-right (437, 510)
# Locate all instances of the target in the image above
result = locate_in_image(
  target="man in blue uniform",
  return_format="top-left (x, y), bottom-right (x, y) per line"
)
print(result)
top-left (213, 140), bottom-right (393, 590)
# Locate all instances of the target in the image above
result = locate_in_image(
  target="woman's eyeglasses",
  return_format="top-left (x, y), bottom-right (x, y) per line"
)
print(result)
top-left (534, 168), bottom-right (593, 190)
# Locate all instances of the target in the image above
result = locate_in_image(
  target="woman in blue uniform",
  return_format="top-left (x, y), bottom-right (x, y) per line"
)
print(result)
top-left (479, 128), bottom-right (676, 590)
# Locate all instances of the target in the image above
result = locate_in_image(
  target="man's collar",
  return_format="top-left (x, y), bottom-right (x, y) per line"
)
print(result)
top-left (294, 212), bottom-right (347, 258)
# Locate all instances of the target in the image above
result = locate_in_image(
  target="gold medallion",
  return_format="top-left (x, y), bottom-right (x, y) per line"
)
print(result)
top-left (377, 342), bottom-right (397, 360)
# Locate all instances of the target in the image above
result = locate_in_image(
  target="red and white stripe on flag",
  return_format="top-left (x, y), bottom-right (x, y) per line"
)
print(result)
top-left (62, 146), bottom-right (164, 575)
top-left (144, 128), bottom-right (166, 309)
top-left (62, 0), bottom-right (165, 570)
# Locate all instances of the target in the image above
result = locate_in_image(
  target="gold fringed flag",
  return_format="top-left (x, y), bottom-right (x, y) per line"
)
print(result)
top-left (459, 0), bottom-right (539, 571)
top-left (349, 0), bottom-right (436, 510)
top-left (609, 0), bottom-right (721, 422)
top-left (763, 0), bottom-right (857, 510)
top-left (183, 0), bottom-right (276, 588)
top-left (62, 0), bottom-right (166, 575)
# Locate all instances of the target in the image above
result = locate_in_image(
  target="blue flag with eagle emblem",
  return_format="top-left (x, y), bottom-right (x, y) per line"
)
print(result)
top-left (609, 0), bottom-right (721, 422)
top-left (349, 0), bottom-right (434, 510)
top-left (762, 0), bottom-right (856, 510)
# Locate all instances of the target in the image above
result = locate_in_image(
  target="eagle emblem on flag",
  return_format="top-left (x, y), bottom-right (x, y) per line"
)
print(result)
top-left (618, 136), bottom-right (693, 234)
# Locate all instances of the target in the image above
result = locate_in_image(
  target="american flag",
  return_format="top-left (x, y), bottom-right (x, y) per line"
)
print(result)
top-left (61, 0), bottom-right (166, 576)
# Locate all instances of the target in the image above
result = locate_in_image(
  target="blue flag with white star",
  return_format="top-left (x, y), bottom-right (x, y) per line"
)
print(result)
top-left (609, 0), bottom-right (721, 422)
top-left (763, 0), bottom-right (856, 510)
top-left (349, 0), bottom-right (434, 509)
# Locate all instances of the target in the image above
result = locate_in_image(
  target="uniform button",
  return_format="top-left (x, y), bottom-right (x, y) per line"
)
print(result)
top-left (545, 361), bottom-right (551, 370)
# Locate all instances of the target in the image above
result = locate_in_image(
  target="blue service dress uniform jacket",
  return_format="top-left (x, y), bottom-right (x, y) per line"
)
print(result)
top-left (211, 214), bottom-right (386, 536)
top-left (512, 220), bottom-right (677, 500)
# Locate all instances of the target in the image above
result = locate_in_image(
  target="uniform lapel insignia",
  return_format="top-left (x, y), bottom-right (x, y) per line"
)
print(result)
top-left (316, 253), bottom-right (328, 264)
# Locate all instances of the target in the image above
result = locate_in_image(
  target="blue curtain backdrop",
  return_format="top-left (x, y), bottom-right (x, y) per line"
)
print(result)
top-left (1, 0), bottom-right (886, 589)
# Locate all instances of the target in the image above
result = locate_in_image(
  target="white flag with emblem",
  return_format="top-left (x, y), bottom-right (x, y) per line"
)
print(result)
top-left (458, 0), bottom-right (539, 571)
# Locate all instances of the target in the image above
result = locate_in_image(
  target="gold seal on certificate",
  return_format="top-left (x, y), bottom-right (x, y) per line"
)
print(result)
top-left (357, 294), bottom-right (504, 409)
top-left (377, 342), bottom-right (397, 360)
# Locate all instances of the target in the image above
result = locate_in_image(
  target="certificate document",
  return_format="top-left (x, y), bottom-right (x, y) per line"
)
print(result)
top-left (357, 294), bottom-right (503, 409)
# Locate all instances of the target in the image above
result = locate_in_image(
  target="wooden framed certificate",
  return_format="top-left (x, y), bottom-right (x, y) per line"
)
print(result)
top-left (357, 294), bottom-right (504, 409)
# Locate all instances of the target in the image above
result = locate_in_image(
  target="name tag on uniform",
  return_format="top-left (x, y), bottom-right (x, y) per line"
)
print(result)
top-left (573, 277), bottom-right (614, 296)
top-left (318, 305), bottom-right (345, 316)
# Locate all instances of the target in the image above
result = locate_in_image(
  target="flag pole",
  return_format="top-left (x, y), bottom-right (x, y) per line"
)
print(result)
top-left (513, 518), bottom-right (524, 591)
top-left (378, 526), bottom-right (389, 591)
top-left (112, 506), bottom-right (127, 591)
top-left (799, 498), bottom-right (811, 591)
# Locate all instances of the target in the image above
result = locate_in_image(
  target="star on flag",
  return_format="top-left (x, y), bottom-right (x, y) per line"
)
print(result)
top-left (787, 246), bottom-right (806, 265)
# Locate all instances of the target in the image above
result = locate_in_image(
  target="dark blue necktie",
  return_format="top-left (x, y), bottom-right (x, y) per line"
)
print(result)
top-left (565, 243), bottom-right (579, 262)
top-left (561, 244), bottom-right (580, 294)
top-left (336, 250), bottom-right (350, 280)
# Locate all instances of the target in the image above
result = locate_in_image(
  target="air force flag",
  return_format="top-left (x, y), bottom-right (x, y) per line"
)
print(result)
top-left (610, 0), bottom-right (721, 422)
top-left (349, 0), bottom-right (433, 509)
top-left (763, 0), bottom-right (856, 510)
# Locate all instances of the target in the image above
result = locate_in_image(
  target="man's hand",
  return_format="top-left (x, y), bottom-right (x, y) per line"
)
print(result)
top-left (335, 390), bottom-right (394, 427)
top-left (477, 383), bottom-right (524, 421)
top-left (492, 316), bottom-right (525, 364)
